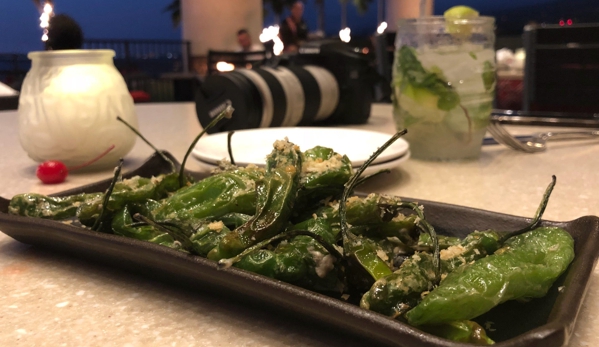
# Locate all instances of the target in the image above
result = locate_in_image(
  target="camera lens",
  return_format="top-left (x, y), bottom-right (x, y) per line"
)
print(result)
top-left (302, 66), bottom-right (339, 122)
top-left (196, 41), bottom-right (375, 133)
top-left (285, 66), bottom-right (320, 126)
top-left (196, 65), bottom-right (341, 133)
top-left (252, 68), bottom-right (288, 127)
top-left (261, 66), bottom-right (305, 127)
top-left (235, 69), bottom-right (274, 128)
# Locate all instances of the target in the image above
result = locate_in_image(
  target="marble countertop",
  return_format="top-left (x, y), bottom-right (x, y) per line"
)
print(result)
top-left (1, 103), bottom-right (598, 347)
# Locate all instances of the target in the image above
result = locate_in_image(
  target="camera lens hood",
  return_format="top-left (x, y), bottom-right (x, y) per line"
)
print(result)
top-left (284, 66), bottom-right (321, 126)
top-left (252, 68), bottom-right (287, 127)
top-left (195, 71), bottom-right (263, 133)
top-left (236, 69), bottom-right (274, 128)
top-left (261, 66), bottom-right (305, 127)
top-left (302, 65), bottom-right (339, 122)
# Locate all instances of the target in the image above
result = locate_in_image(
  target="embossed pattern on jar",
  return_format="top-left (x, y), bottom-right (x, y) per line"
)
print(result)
top-left (18, 50), bottom-right (138, 169)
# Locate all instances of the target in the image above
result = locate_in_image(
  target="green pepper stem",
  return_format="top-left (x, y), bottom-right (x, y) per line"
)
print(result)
top-left (227, 131), bottom-right (236, 165)
top-left (179, 105), bottom-right (234, 187)
top-left (132, 213), bottom-right (196, 252)
top-left (217, 229), bottom-right (343, 269)
top-left (116, 116), bottom-right (176, 172)
top-left (378, 200), bottom-right (441, 280)
top-left (354, 169), bottom-right (391, 187)
top-left (400, 202), bottom-right (440, 280)
top-left (91, 159), bottom-right (124, 231)
top-left (340, 130), bottom-right (408, 247)
top-left (500, 175), bottom-right (557, 242)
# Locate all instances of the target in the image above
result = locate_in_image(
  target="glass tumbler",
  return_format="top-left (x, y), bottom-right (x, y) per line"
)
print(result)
top-left (392, 16), bottom-right (496, 160)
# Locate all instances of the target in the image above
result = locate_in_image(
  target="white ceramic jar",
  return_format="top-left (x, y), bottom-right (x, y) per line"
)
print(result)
top-left (18, 49), bottom-right (138, 169)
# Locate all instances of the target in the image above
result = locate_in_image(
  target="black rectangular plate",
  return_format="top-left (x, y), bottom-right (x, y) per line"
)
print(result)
top-left (1, 152), bottom-right (598, 347)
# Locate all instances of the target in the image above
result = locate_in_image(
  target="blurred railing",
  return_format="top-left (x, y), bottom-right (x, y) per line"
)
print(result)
top-left (84, 39), bottom-right (194, 102)
top-left (83, 39), bottom-right (192, 76)
top-left (0, 39), bottom-right (194, 103)
top-left (0, 53), bottom-right (30, 91)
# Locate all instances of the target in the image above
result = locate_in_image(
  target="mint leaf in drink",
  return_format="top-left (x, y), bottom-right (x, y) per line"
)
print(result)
top-left (437, 92), bottom-right (461, 111)
top-left (397, 45), bottom-right (460, 111)
top-left (482, 60), bottom-right (495, 91)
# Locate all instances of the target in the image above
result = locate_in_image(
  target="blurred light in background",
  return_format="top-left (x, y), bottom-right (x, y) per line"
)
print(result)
top-left (216, 61), bottom-right (235, 72)
top-left (40, 1), bottom-right (54, 42)
top-left (376, 21), bottom-right (387, 34)
top-left (260, 25), bottom-right (284, 56)
top-left (339, 27), bottom-right (351, 43)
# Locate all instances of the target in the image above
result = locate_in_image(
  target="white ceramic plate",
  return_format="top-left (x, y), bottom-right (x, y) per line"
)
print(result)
top-left (192, 127), bottom-right (409, 167)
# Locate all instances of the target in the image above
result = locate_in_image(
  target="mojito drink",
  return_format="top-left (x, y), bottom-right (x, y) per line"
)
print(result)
top-left (393, 17), bottom-right (496, 160)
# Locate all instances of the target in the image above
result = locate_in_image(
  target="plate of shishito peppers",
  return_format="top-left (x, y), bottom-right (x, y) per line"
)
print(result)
top-left (1, 106), bottom-right (597, 347)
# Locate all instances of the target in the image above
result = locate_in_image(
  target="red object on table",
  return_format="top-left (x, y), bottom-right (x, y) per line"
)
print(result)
top-left (130, 90), bottom-right (151, 103)
top-left (36, 160), bottom-right (68, 184)
top-left (496, 71), bottom-right (524, 110)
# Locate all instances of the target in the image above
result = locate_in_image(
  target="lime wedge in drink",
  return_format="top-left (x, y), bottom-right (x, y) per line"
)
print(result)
top-left (444, 5), bottom-right (479, 39)
top-left (444, 5), bottom-right (479, 19)
top-left (397, 84), bottom-right (447, 123)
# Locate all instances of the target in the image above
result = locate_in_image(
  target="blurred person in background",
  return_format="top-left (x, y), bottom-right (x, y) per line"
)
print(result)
top-left (236, 29), bottom-right (263, 52)
top-left (45, 14), bottom-right (83, 50)
top-left (279, 1), bottom-right (308, 53)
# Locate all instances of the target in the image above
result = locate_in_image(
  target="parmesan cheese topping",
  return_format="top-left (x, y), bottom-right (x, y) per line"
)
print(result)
top-left (376, 249), bottom-right (389, 262)
top-left (307, 246), bottom-right (336, 278)
top-left (440, 244), bottom-right (467, 260)
top-left (301, 153), bottom-right (345, 175)
top-left (208, 221), bottom-right (225, 232)
top-left (273, 138), bottom-right (296, 153)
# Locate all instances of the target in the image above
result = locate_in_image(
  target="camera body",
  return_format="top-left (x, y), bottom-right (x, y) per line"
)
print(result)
top-left (195, 40), bottom-right (377, 133)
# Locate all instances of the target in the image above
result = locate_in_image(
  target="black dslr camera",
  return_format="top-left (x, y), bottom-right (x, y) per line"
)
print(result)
top-left (195, 40), bottom-right (378, 133)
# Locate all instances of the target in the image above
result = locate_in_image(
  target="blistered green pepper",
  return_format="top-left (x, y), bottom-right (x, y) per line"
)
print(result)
top-left (75, 197), bottom-right (106, 227)
top-left (312, 194), bottom-right (420, 245)
top-left (111, 205), bottom-right (178, 247)
top-left (152, 166), bottom-right (265, 222)
top-left (8, 192), bottom-right (102, 220)
top-left (421, 320), bottom-right (495, 345)
top-left (295, 146), bottom-right (352, 210)
top-left (207, 139), bottom-right (303, 260)
top-left (153, 172), bottom-right (184, 198)
top-left (216, 213), bottom-right (253, 229)
top-left (81, 173), bottom-right (184, 214)
top-left (336, 131), bottom-right (420, 292)
top-left (361, 230), bottom-right (501, 317)
top-left (362, 176), bottom-right (559, 319)
top-left (300, 146), bottom-right (352, 188)
top-left (235, 218), bottom-right (343, 293)
top-left (417, 233), bottom-right (461, 250)
top-left (306, 194), bottom-right (420, 291)
top-left (8, 172), bottom-right (179, 221)
top-left (108, 176), bottom-right (158, 209)
top-left (185, 220), bottom-right (233, 256)
top-left (141, 212), bottom-right (255, 257)
top-left (405, 227), bottom-right (575, 326)
top-left (344, 233), bottom-right (394, 291)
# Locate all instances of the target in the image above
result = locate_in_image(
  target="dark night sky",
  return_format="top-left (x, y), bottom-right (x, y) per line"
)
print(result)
top-left (0, 0), bottom-right (182, 53)
top-left (0, 0), bottom-right (575, 54)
